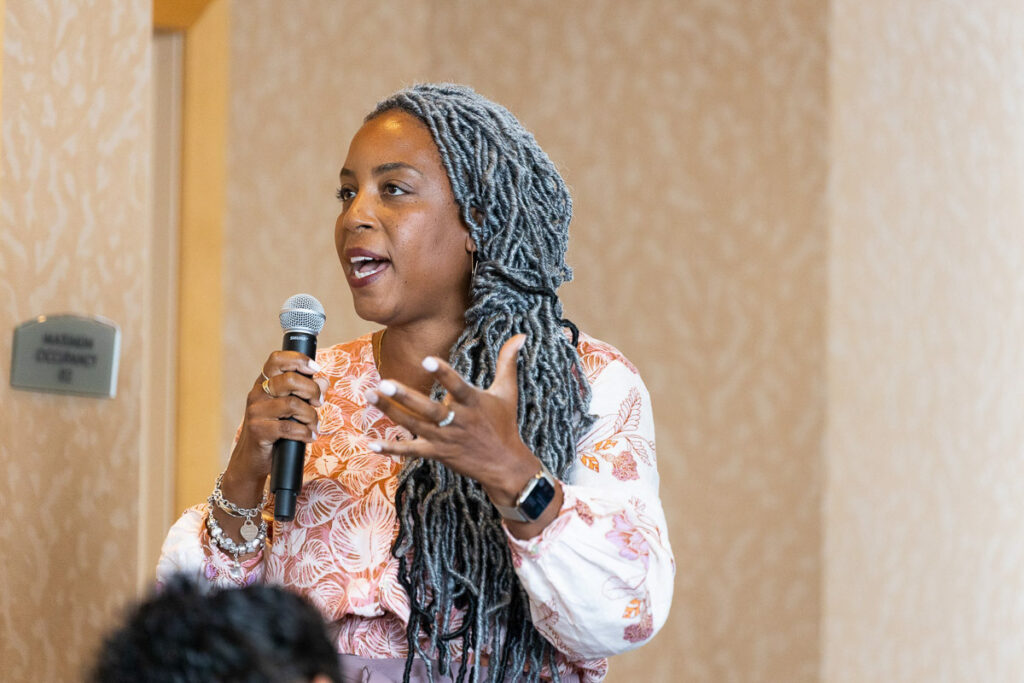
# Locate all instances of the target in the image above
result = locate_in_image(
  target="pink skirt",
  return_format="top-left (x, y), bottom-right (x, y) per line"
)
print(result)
top-left (337, 653), bottom-right (582, 682)
top-left (338, 654), bottom-right (486, 682)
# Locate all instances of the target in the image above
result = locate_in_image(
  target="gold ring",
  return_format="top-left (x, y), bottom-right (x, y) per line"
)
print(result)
top-left (261, 378), bottom-right (274, 397)
top-left (260, 370), bottom-right (270, 382)
top-left (437, 410), bottom-right (455, 428)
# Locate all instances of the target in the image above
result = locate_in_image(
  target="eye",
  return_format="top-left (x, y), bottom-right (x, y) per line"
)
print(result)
top-left (382, 183), bottom-right (407, 196)
top-left (336, 186), bottom-right (356, 202)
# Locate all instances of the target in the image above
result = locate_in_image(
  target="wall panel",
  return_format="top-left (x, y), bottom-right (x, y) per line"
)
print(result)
top-left (0, 1), bottom-right (150, 679)
top-left (826, 2), bottom-right (1024, 681)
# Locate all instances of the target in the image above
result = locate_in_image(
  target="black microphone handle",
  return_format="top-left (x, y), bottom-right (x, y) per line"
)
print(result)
top-left (270, 330), bottom-right (318, 521)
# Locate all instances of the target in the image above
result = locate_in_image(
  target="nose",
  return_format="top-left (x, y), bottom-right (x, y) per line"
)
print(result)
top-left (339, 188), bottom-right (377, 233)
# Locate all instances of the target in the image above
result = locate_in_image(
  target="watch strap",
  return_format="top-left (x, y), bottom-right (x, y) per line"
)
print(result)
top-left (493, 463), bottom-right (556, 522)
top-left (492, 501), bottom-right (532, 523)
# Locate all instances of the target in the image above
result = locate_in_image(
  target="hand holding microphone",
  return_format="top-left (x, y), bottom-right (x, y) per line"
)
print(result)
top-left (219, 294), bottom-right (326, 530)
top-left (269, 294), bottom-right (326, 520)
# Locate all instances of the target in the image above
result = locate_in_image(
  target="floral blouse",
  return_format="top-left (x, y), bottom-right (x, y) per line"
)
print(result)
top-left (157, 333), bottom-right (675, 682)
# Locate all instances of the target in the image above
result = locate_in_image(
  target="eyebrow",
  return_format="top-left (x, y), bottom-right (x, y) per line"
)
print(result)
top-left (339, 162), bottom-right (424, 179)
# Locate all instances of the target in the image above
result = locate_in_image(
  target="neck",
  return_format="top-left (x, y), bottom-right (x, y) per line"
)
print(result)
top-left (378, 318), bottom-right (464, 394)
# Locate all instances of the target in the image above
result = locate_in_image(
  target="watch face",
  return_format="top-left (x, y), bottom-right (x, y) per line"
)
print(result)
top-left (519, 476), bottom-right (556, 521)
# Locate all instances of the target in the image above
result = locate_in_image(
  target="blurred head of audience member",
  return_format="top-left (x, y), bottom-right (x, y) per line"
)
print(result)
top-left (89, 574), bottom-right (341, 683)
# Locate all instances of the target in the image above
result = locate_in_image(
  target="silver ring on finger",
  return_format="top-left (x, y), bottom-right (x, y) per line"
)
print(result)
top-left (437, 409), bottom-right (455, 428)
top-left (261, 378), bottom-right (274, 397)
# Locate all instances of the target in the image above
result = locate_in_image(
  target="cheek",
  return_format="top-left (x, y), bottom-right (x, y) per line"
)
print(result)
top-left (430, 220), bottom-right (470, 266)
top-left (401, 234), bottom-right (466, 287)
top-left (333, 214), bottom-right (345, 253)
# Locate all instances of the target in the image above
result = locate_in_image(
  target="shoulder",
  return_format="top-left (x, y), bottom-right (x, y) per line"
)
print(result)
top-left (575, 332), bottom-right (640, 384)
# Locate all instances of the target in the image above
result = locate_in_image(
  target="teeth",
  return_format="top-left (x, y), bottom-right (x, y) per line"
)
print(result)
top-left (352, 261), bottom-right (387, 279)
top-left (349, 254), bottom-right (388, 280)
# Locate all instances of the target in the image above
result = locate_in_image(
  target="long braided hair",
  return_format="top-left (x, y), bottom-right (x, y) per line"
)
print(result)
top-left (368, 84), bottom-right (595, 682)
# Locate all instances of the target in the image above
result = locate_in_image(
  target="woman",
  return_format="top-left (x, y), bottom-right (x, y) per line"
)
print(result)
top-left (159, 84), bottom-right (674, 683)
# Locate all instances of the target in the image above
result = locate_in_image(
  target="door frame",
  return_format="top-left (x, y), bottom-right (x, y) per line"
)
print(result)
top-left (142, 0), bottom-right (229, 585)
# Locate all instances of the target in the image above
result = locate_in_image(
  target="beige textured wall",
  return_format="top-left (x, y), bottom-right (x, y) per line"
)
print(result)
top-left (0, 1), bottom-right (150, 680)
top-left (223, 2), bottom-right (827, 681)
top-left (825, 2), bottom-right (1024, 681)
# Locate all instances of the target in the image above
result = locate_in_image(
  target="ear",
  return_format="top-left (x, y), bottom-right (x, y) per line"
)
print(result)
top-left (465, 234), bottom-right (477, 254)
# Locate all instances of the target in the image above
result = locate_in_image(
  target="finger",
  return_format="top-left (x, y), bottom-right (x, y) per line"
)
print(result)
top-left (420, 356), bottom-right (477, 405)
top-left (491, 334), bottom-right (526, 400)
top-left (248, 395), bottom-right (320, 428)
top-left (250, 416), bottom-right (319, 445)
top-left (367, 436), bottom-right (434, 459)
top-left (263, 372), bottom-right (324, 405)
top-left (262, 350), bottom-right (322, 379)
top-left (366, 389), bottom-right (442, 436)
top-left (373, 379), bottom-right (450, 422)
top-left (313, 376), bottom-right (329, 407)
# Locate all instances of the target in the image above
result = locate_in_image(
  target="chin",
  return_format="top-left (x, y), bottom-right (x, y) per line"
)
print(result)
top-left (351, 305), bottom-right (381, 325)
top-left (350, 295), bottom-right (392, 326)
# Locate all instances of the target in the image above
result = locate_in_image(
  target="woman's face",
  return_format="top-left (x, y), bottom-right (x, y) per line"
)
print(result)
top-left (335, 110), bottom-right (475, 327)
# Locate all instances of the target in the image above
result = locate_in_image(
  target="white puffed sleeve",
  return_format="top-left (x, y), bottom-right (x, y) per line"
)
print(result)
top-left (155, 503), bottom-right (267, 589)
top-left (505, 355), bottom-right (675, 660)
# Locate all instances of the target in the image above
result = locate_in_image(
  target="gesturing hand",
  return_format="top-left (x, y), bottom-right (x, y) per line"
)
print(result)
top-left (364, 334), bottom-right (555, 520)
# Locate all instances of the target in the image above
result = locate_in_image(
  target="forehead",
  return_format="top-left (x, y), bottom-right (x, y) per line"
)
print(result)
top-left (344, 109), bottom-right (442, 172)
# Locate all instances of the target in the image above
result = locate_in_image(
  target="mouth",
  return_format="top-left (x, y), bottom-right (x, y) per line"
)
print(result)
top-left (350, 255), bottom-right (390, 280)
top-left (344, 248), bottom-right (391, 288)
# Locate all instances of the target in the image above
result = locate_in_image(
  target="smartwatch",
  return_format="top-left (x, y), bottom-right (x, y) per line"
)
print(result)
top-left (492, 463), bottom-right (557, 523)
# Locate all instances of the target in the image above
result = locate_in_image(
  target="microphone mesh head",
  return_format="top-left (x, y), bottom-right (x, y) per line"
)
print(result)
top-left (279, 293), bottom-right (326, 334)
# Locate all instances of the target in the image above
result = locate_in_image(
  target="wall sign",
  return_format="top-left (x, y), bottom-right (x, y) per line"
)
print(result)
top-left (10, 314), bottom-right (121, 398)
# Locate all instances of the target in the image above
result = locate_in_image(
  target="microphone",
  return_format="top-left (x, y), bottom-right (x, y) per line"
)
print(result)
top-left (270, 293), bottom-right (326, 521)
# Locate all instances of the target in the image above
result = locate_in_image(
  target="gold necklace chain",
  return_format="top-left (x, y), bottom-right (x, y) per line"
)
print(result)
top-left (373, 328), bottom-right (386, 378)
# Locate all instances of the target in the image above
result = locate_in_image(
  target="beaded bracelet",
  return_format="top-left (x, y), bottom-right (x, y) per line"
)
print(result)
top-left (206, 495), bottom-right (268, 579)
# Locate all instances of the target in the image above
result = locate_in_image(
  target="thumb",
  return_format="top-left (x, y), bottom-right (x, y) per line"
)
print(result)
top-left (491, 334), bottom-right (526, 400)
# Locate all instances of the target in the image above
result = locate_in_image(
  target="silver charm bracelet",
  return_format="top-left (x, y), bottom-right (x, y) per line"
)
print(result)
top-left (211, 471), bottom-right (267, 543)
top-left (212, 471), bottom-right (267, 517)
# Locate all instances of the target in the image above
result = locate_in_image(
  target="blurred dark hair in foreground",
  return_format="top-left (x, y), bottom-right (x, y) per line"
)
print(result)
top-left (89, 573), bottom-right (341, 683)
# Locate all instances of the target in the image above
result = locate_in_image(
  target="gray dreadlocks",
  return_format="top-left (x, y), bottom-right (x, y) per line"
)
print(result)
top-left (367, 84), bottom-right (595, 682)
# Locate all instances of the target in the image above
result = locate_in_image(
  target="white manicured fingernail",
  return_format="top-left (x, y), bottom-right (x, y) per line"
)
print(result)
top-left (364, 390), bottom-right (378, 405)
top-left (421, 356), bottom-right (439, 372)
top-left (368, 441), bottom-right (383, 453)
top-left (308, 360), bottom-right (323, 372)
top-left (311, 430), bottom-right (319, 440)
top-left (378, 380), bottom-right (397, 396)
